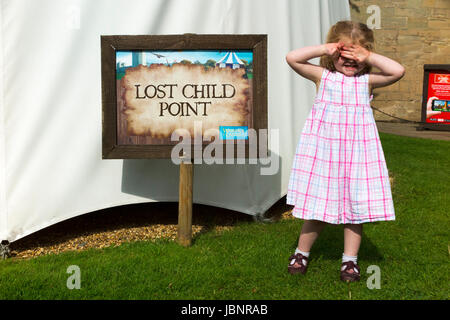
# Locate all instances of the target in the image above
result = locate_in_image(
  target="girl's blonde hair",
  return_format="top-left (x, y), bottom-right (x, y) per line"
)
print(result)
top-left (320, 20), bottom-right (374, 76)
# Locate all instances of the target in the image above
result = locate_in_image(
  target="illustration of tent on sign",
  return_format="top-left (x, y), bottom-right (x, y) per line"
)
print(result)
top-left (216, 52), bottom-right (245, 69)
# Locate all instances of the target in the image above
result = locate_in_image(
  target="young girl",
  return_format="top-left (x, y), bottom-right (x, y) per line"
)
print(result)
top-left (285, 21), bottom-right (405, 282)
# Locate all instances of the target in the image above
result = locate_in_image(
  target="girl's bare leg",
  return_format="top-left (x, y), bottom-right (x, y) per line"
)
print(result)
top-left (297, 220), bottom-right (327, 252)
top-left (291, 220), bottom-right (327, 268)
top-left (343, 224), bottom-right (363, 273)
top-left (343, 224), bottom-right (362, 256)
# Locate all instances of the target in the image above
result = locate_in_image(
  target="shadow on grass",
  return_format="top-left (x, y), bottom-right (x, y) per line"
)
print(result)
top-left (315, 226), bottom-right (383, 262)
top-left (264, 197), bottom-right (384, 263)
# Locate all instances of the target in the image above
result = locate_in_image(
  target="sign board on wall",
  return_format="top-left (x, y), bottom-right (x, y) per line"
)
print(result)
top-left (101, 34), bottom-right (267, 159)
top-left (421, 64), bottom-right (450, 131)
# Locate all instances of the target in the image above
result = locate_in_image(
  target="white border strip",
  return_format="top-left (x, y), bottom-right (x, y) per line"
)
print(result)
top-left (0, 1), bottom-right (7, 240)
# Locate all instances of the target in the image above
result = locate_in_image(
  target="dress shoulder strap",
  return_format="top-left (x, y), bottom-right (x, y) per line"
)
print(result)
top-left (357, 73), bottom-right (373, 102)
top-left (316, 68), bottom-right (331, 100)
top-left (360, 72), bottom-right (369, 84)
top-left (353, 72), bottom-right (373, 105)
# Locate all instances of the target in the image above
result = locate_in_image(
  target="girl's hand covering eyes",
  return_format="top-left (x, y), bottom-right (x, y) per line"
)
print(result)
top-left (323, 42), bottom-right (344, 58)
top-left (340, 44), bottom-right (371, 63)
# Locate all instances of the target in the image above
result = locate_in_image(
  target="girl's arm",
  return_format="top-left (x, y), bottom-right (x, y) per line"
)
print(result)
top-left (286, 43), bottom-right (342, 84)
top-left (340, 45), bottom-right (405, 89)
top-left (366, 52), bottom-right (405, 88)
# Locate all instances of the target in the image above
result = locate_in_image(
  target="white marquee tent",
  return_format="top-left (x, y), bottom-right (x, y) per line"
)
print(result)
top-left (216, 52), bottom-right (245, 69)
top-left (0, 0), bottom-right (350, 243)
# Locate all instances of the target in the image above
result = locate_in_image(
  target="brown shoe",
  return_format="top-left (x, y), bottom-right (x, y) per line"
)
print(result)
top-left (288, 253), bottom-right (308, 275)
top-left (340, 261), bottom-right (361, 282)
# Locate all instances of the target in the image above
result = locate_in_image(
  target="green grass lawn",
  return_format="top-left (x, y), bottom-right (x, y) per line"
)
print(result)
top-left (0, 132), bottom-right (449, 300)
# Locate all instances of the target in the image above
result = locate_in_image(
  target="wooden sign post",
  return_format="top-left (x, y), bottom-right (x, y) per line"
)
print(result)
top-left (178, 156), bottom-right (193, 246)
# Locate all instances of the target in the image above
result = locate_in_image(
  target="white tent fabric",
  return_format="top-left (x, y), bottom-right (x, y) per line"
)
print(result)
top-left (0, 0), bottom-right (350, 242)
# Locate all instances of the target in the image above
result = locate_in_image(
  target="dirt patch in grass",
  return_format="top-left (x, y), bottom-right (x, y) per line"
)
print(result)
top-left (7, 198), bottom-right (293, 260)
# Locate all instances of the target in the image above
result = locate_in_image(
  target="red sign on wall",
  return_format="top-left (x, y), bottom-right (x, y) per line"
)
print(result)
top-left (421, 65), bottom-right (450, 130)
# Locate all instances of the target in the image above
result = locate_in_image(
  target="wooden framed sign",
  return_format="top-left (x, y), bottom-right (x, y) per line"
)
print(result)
top-left (420, 64), bottom-right (450, 131)
top-left (101, 34), bottom-right (268, 159)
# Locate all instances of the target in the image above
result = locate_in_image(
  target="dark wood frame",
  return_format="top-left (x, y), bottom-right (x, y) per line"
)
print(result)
top-left (420, 64), bottom-right (450, 131)
top-left (101, 34), bottom-right (268, 159)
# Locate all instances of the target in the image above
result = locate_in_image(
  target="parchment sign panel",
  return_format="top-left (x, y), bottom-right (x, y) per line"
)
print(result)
top-left (116, 50), bottom-right (253, 145)
top-left (101, 34), bottom-right (267, 158)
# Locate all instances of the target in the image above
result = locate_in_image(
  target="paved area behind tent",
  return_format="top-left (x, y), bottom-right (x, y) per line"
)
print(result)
top-left (376, 121), bottom-right (450, 141)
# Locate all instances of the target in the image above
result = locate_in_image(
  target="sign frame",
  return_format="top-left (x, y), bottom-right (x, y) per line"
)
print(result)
top-left (101, 34), bottom-right (268, 159)
top-left (420, 64), bottom-right (450, 131)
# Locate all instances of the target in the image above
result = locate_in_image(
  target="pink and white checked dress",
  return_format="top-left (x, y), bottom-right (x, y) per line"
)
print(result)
top-left (287, 69), bottom-right (395, 224)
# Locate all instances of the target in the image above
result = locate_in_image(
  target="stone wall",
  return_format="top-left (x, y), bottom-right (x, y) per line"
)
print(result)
top-left (349, 0), bottom-right (450, 122)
